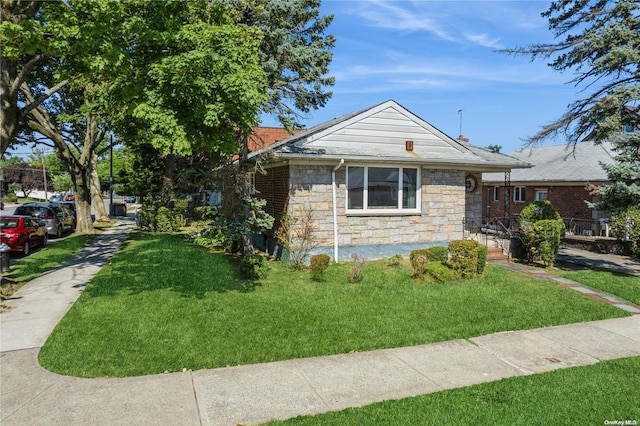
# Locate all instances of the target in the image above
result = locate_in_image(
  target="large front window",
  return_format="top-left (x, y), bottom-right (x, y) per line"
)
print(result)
top-left (347, 165), bottom-right (420, 213)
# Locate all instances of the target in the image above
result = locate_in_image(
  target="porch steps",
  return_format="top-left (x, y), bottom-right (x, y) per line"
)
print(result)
top-left (486, 246), bottom-right (508, 261)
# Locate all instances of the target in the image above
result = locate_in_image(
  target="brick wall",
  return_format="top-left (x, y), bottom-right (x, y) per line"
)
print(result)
top-left (482, 184), bottom-right (598, 220)
top-left (254, 165), bottom-right (290, 236)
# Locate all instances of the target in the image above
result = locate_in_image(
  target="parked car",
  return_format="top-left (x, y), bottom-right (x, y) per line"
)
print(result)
top-left (52, 201), bottom-right (76, 228)
top-left (0, 215), bottom-right (48, 255)
top-left (49, 194), bottom-right (62, 203)
top-left (64, 194), bottom-right (75, 201)
top-left (13, 203), bottom-right (75, 238)
top-left (123, 196), bottom-right (136, 203)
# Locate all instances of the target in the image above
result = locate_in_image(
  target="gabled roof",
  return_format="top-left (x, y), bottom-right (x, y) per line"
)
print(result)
top-left (248, 100), bottom-right (529, 172)
top-left (483, 141), bottom-right (616, 184)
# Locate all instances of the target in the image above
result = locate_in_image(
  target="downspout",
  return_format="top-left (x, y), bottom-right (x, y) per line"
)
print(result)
top-left (332, 159), bottom-right (345, 262)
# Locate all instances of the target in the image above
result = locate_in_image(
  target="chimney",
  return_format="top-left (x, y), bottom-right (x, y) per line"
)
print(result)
top-left (405, 140), bottom-right (414, 151)
top-left (458, 135), bottom-right (469, 143)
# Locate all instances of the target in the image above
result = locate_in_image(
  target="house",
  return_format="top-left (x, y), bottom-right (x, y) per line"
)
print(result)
top-left (246, 100), bottom-right (530, 260)
top-left (482, 141), bottom-right (616, 235)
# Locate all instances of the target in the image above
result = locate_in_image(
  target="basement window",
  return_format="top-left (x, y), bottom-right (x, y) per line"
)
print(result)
top-left (347, 165), bottom-right (420, 214)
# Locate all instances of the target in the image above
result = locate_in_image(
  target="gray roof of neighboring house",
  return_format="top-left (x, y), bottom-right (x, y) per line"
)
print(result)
top-left (249, 100), bottom-right (530, 172)
top-left (483, 141), bottom-right (616, 184)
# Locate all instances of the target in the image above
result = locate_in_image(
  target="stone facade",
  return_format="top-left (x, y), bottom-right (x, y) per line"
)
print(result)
top-left (281, 164), bottom-right (473, 247)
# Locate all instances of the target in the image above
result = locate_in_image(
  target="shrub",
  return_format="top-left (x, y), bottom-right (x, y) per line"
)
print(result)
top-left (309, 254), bottom-right (331, 279)
top-left (388, 254), bottom-right (403, 267)
top-left (348, 253), bottom-right (366, 283)
top-left (519, 201), bottom-right (565, 267)
top-left (610, 207), bottom-right (640, 257)
top-left (427, 246), bottom-right (449, 262)
top-left (426, 262), bottom-right (459, 282)
top-left (477, 245), bottom-right (488, 275)
top-left (409, 249), bottom-right (431, 278)
top-left (447, 240), bottom-right (480, 278)
top-left (155, 207), bottom-right (182, 233)
top-left (274, 206), bottom-right (318, 270)
top-left (192, 226), bottom-right (226, 248)
top-left (239, 253), bottom-right (269, 279)
top-left (194, 206), bottom-right (219, 221)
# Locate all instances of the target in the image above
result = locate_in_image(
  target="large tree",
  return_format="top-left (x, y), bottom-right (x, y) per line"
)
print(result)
top-left (9, 1), bottom-right (268, 232)
top-left (224, 0), bottom-right (335, 254)
top-left (504, 0), bottom-right (639, 145)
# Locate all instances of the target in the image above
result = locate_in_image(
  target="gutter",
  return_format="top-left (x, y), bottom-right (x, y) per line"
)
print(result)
top-left (332, 159), bottom-right (345, 262)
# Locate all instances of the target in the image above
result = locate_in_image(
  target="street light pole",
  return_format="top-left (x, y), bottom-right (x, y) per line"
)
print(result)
top-left (109, 134), bottom-right (113, 216)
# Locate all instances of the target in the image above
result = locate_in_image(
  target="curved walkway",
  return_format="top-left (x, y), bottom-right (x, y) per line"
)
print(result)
top-left (1, 226), bottom-right (639, 426)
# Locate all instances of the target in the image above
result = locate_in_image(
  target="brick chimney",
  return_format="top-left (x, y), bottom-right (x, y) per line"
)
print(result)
top-left (458, 135), bottom-right (469, 143)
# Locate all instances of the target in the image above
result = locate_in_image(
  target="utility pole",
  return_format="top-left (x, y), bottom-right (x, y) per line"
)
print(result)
top-left (109, 134), bottom-right (113, 216)
top-left (41, 149), bottom-right (48, 201)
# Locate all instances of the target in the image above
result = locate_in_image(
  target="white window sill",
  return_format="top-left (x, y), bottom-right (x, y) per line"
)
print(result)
top-left (345, 209), bottom-right (422, 216)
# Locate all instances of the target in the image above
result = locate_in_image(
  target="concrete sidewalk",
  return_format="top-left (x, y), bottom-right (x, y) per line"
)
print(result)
top-left (1, 225), bottom-right (640, 425)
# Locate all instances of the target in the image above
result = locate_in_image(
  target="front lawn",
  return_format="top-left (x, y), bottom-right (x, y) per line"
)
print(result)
top-left (267, 356), bottom-right (640, 425)
top-left (557, 268), bottom-right (640, 305)
top-left (39, 233), bottom-right (628, 378)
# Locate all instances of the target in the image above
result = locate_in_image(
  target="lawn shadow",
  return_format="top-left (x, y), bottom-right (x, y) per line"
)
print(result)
top-left (82, 233), bottom-right (259, 300)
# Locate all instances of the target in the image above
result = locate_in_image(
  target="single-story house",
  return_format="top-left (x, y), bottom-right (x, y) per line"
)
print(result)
top-left (482, 141), bottom-right (616, 235)
top-left (246, 100), bottom-right (530, 260)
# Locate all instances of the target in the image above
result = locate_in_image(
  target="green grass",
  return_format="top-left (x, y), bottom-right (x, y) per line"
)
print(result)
top-left (267, 356), bottom-right (640, 425)
top-left (39, 232), bottom-right (628, 378)
top-left (3, 234), bottom-right (96, 285)
top-left (557, 268), bottom-right (640, 305)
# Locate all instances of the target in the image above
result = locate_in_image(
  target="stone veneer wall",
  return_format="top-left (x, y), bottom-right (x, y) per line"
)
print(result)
top-left (288, 164), bottom-right (468, 247)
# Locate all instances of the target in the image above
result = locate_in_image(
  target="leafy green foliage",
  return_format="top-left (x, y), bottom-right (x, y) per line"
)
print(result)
top-left (427, 246), bottom-right (449, 262)
top-left (447, 240), bottom-right (481, 278)
top-left (519, 201), bottom-right (565, 267)
top-left (239, 253), bottom-right (269, 279)
top-left (610, 206), bottom-right (640, 257)
top-left (274, 206), bottom-right (318, 270)
top-left (388, 254), bottom-right (403, 267)
top-left (503, 0), bottom-right (640, 144)
top-left (409, 249), bottom-right (431, 278)
top-left (309, 254), bottom-right (331, 279)
top-left (477, 245), bottom-right (488, 275)
top-left (425, 262), bottom-right (459, 283)
top-left (218, 197), bottom-right (274, 254)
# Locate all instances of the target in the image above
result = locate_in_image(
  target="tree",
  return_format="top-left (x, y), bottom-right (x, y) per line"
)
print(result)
top-left (2, 163), bottom-right (49, 198)
top-left (10, 1), bottom-right (268, 233)
top-left (224, 0), bottom-right (335, 255)
top-left (486, 144), bottom-right (502, 153)
top-left (504, 0), bottom-right (640, 145)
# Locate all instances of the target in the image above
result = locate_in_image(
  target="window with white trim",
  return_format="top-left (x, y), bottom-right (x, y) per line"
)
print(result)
top-left (534, 189), bottom-right (548, 201)
top-left (347, 165), bottom-right (420, 213)
top-left (514, 186), bottom-right (526, 203)
top-left (493, 186), bottom-right (500, 202)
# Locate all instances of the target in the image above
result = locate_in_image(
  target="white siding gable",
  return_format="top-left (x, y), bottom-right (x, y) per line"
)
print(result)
top-left (283, 102), bottom-right (472, 160)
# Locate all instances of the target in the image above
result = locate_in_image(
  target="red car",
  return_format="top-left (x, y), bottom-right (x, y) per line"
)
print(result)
top-left (0, 215), bottom-right (48, 256)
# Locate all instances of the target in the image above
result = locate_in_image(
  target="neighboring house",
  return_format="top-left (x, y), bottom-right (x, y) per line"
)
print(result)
top-left (482, 141), bottom-right (616, 234)
top-left (245, 100), bottom-right (529, 260)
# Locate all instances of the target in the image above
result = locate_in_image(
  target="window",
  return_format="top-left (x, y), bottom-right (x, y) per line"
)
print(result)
top-left (347, 165), bottom-right (420, 213)
top-left (493, 186), bottom-right (500, 202)
top-left (534, 189), bottom-right (548, 201)
top-left (514, 186), bottom-right (526, 203)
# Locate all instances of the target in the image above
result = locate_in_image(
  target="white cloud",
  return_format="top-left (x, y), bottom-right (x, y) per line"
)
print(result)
top-left (464, 33), bottom-right (504, 50)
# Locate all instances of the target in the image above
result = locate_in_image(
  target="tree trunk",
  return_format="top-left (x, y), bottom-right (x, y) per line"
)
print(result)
top-left (72, 168), bottom-right (94, 234)
top-left (161, 154), bottom-right (175, 206)
top-left (238, 132), bottom-right (254, 256)
top-left (90, 153), bottom-right (109, 221)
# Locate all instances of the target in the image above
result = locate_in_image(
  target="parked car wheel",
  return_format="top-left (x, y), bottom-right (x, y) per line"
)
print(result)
top-left (23, 241), bottom-right (30, 256)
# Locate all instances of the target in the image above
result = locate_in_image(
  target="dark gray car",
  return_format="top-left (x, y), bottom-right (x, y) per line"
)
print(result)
top-left (13, 203), bottom-right (75, 238)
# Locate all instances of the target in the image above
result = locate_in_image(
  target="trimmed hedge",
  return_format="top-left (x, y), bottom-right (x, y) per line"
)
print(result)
top-left (448, 240), bottom-right (480, 278)
top-left (309, 254), bottom-right (331, 279)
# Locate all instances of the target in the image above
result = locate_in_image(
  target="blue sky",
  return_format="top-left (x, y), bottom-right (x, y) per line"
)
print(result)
top-left (263, 0), bottom-right (581, 153)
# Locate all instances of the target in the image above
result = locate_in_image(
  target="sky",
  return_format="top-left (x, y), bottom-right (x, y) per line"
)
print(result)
top-left (263, 0), bottom-right (582, 153)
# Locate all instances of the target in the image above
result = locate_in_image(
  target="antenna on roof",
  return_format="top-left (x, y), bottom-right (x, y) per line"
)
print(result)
top-left (457, 109), bottom-right (469, 142)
